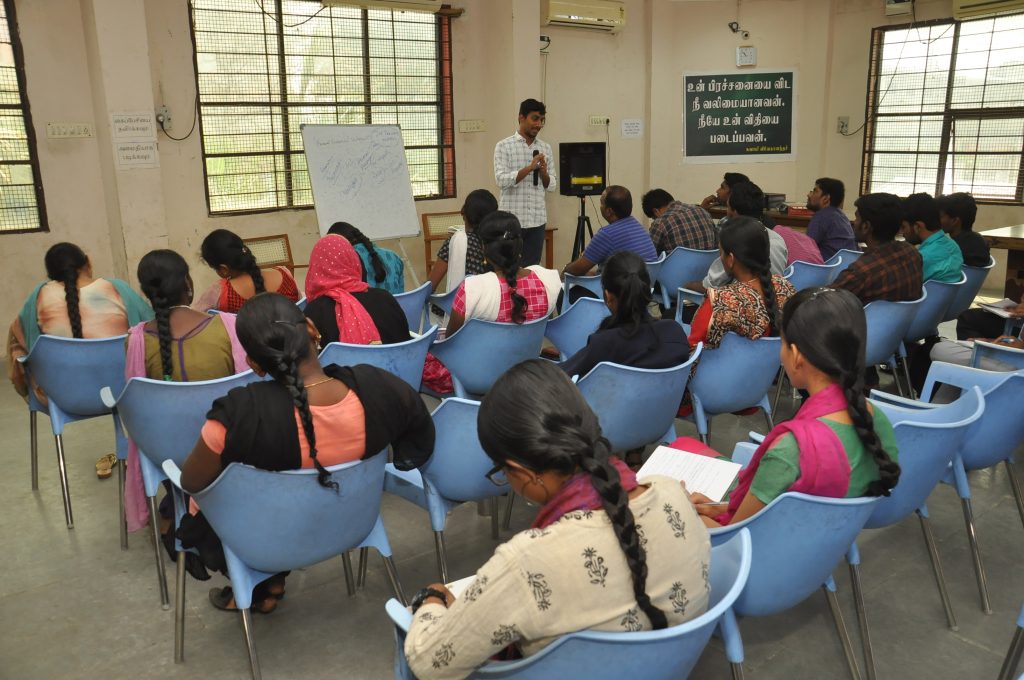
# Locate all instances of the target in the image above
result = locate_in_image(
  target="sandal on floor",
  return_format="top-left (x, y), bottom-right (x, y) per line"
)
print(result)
top-left (208, 586), bottom-right (278, 614)
top-left (95, 453), bottom-right (117, 480)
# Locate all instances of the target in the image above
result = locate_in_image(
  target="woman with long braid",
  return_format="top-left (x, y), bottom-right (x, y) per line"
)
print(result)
top-left (179, 293), bottom-right (434, 614)
top-left (328, 221), bottom-right (406, 294)
top-left (193, 229), bottom-right (300, 313)
top-left (7, 242), bottom-right (151, 478)
top-left (404, 360), bottom-right (709, 679)
top-left (690, 287), bottom-right (901, 527)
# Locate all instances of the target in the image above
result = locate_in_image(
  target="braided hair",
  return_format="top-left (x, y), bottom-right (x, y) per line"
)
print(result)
top-left (477, 211), bottom-right (527, 323)
top-left (44, 243), bottom-right (89, 339)
top-left (599, 251), bottom-right (653, 338)
top-left (781, 287), bottom-right (901, 495)
top-left (719, 216), bottom-right (780, 335)
top-left (201, 229), bottom-right (265, 294)
top-left (236, 293), bottom-right (337, 490)
top-left (479, 360), bottom-right (669, 630)
top-left (328, 222), bottom-right (388, 283)
top-left (137, 250), bottom-right (191, 381)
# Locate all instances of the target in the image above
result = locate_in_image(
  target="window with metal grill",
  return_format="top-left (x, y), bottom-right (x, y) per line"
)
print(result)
top-left (862, 12), bottom-right (1024, 204)
top-left (190, 0), bottom-right (455, 215)
top-left (0, 0), bottom-right (46, 234)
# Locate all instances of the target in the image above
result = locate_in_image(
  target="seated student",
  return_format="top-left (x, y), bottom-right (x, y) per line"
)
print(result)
top-left (560, 251), bottom-right (690, 378)
top-left (7, 242), bottom-right (152, 479)
top-left (327, 221), bottom-right (405, 295)
top-left (179, 293), bottom-right (434, 614)
top-left (731, 181), bottom-right (822, 265)
top-left (641, 188), bottom-right (717, 252)
top-left (304, 235), bottom-right (410, 347)
top-left (123, 249), bottom-right (250, 537)
top-left (937, 192), bottom-right (990, 267)
top-left (688, 217), bottom-right (796, 350)
top-left (699, 171), bottom-right (750, 221)
top-left (831, 193), bottom-right (922, 304)
top-left (193, 229), bottom-right (300, 313)
top-left (562, 185), bottom-right (657, 278)
top-left (689, 287), bottom-right (901, 527)
top-left (428, 189), bottom-right (498, 293)
top-left (404, 360), bottom-right (710, 679)
top-left (806, 177), bottom-right (858, 261)
top-left (900, 193), bottom-right (963, 283)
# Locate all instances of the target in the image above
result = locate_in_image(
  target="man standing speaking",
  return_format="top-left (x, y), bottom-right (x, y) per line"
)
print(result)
top-left (493, 98), bottom-right (556, 266)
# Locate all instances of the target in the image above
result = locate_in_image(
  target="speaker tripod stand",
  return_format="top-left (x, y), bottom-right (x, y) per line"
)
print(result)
top-left (571, 194), bottom-right (594, 261)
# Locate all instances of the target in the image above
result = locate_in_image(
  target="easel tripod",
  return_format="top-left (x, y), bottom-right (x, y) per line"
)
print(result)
top-left (571, 194), bottom-right (594, 261)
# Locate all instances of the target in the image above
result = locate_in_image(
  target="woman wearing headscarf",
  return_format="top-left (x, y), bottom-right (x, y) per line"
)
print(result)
top-left (303, 234), bottom-right (409, 348)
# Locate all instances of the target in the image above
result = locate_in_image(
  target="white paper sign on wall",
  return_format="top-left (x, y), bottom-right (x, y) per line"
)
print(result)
top-left (111, 112), bottom-right (156, 141)
top-left (115, 141), bottom-right (159, 169)
top-left (621, 118), bottom-right (644, 138)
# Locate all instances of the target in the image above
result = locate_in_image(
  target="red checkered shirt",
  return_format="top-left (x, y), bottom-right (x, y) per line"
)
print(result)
top-left (831, 240), bottom-right (922, 304)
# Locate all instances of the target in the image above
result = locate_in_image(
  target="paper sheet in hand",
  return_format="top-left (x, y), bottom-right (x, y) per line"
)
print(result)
top-left (446, 575), bottom-right (477, 599)
top-left (978, 298), bottom-right (1018, 319)
top-left (636, 445), bottom-right (742, 502)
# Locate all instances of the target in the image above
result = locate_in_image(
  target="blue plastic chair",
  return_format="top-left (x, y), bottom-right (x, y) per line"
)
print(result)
top-left (163, 454), bottom-right (404, 679)
top-left (545, 297), bottom-right (610, 361)
top-left (575, 347), bottom-right (702, 453)
top-left (783, 259), bottom-right (841, 290)
top-left (1000, 602), bottom-right (1024, 680)
top-left (19, 335), bottom-right (129, 537)
top-left (394, 281), bottom-right (432, 333)
top-left (844, 387), bottom-right (985, 678)
top-left (318, 325), bottom-right (438, 391)
top-left (429, 316), bottom-right (548, 398)
top-left (644, 252), bottom-right (667, 291)
top-left (710, 492), bottom-right (881, 680)
top-left (908, 363), bottom-right (1024, 614)
top-left (943, 256), bottom-right (995, 323)
top-left (100, 372), bottom-right (262, 609)
top-left (295, 296), bottom-right (307, 312)
top-left (384, 398), bottom-right (506, 582)
top-left (387, 528), bottom-right (753, 680)
top-left (655, 246), bottom-right (720, 310)
top-left (562, 273), bottom-right (603, 313)
top-left (685, 333), bottom-right (781, 444)
top-left (429, 287), bottom-right (458, 318)
top-left (824, 248), bottom-right (864, 282)
top-left (971, 340), bottom-right (1024, 371)
top-left (673, 286), bottom-right (708, 327)
top-left (892, 277), bottom-right (965, 397)
top-left (863, 293), bottom-right (925, 396)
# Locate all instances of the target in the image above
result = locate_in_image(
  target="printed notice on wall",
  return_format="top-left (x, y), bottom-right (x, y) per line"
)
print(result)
top-left (621, 118), bottom-right (643, 139)
top-left (111, 112), bottom-right (156, 141)
top-left (682, 71), bottom-right (795, 164)
top-left (115, 141), bottom-right (159, 169)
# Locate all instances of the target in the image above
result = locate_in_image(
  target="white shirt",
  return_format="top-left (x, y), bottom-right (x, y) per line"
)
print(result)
top-left (493, 132), bottom-right (556, 230)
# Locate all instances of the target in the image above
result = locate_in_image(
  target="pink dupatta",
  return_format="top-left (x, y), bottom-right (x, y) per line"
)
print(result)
top-left (531, 457), bottom-right (638, 529)
top-left (305, 235), bottom-right (382, 345)
top-left (122, 313), bottom-right (248, 533)
top-left (714, 383), bottom-right (852, 525)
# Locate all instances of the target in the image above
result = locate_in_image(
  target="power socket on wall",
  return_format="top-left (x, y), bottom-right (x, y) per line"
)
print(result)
top-left (588, 115), bottom-right (609, 127)
top-left (837, 116), bottom-right (850, 135)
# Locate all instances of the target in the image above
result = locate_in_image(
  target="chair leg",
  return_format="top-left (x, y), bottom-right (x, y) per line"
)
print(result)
top-left (917, 510), bottom-right (958, 630)
top-left (823, 586), bottom-right (863, 680)
top-left (503, 493), bottom-right (514, 529)
top-left (770, 367), bottom-right (786, 421)
top-left (699, 433), bottom-right (709, 445)
top-left (762, 409), bottom-right (775, 432)
top-left (118, 459), bottom-right (128, 551)
top-left (358, 547), bottom-right (369, 588)
top-left (147, 496), bottom-right (171, 610)
top-left (730, 664), bottom-right (745, 680)
top-left (53, 434), bottom-right (74, 529)
top-left (381, 553), bottom-right (407, 606)
top-left (29, 410), bottom-right (38, 491)
top-left (847, 563), bottom-right (876, 680)
top-left (490, 496), bottom-right (500, 540)
top-left (342, 551), bottom-right (356, 596)
top-left (998, 627), bottom-right (1024, 680)
top-left (959, 497), bottom-right (992, 614)
top-left (174, 553), bottom-right (186, 663)
top-left (240, 608), bottom-right (262, 680)
top-left (433, 531), bottom-right (449, 583)
top-left (899, 357), bottom-right (916, 400)
top-left (1005, 460), bottom-right (1024, 532)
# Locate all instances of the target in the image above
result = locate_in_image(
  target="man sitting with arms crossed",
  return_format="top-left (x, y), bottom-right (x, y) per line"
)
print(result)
top-left (806, 177), bottom-right (857, 261)
top-left (642, 188), bottom-right (717, 252)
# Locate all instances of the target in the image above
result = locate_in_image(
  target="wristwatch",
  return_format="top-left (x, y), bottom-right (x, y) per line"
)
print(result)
top-left (411, 587), bottom-right (449, 613)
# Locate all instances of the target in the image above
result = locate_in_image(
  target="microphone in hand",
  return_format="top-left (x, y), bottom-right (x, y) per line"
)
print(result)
top-left (533, 150), bottom-right (540, 186)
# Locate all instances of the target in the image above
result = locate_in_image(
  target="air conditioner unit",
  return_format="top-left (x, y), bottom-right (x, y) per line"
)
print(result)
top-left (543, 0), bottom-right (626, 33)
top-left (321, 0), bottom-right (443, 12)
top-left (953, 0), bottom-right (1024, 18)
top-left (885, 0), bottom-right (913, 17)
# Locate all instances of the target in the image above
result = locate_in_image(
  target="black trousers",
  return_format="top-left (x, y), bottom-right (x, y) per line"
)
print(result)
top-left (956, 308), bottom-right (1007, 340)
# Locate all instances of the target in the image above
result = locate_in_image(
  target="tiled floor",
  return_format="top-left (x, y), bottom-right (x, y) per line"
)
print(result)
top-left (0, 367), bottom-right (1020, 679)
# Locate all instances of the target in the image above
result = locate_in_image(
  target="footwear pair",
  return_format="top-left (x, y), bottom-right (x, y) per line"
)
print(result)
top-left (95, 453), bottom-right (117, 480)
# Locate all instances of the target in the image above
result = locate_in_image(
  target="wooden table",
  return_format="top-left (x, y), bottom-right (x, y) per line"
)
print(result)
top-left (544, 226), bottom-right (558, 269)
top-left (707, 206), bottom-right (811, 231)
top-left (980, 224), bottom-right (1024, 300)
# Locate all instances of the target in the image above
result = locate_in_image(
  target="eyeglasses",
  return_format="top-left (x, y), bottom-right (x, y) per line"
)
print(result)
top-left (485, 465), bottom-right (508, 487)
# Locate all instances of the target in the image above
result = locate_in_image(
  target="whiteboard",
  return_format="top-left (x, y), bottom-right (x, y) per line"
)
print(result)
top-left (301, 124), bottom-right (420, 240)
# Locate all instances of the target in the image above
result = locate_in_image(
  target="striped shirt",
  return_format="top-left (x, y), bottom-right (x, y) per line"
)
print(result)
top-left (583, 215), bottom-right (658, 265)
top-left (493, 132), bottom-right (556, 230)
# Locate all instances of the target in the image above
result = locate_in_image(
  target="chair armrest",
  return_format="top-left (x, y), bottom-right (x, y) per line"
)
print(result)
top-left (731, 442), bottom-right (758, 468)
top-left (99, 386), bottom-right (117, 409)
top-left (867, 390), bottom-right (935, 411)
top-left (972, 339), bottom-right (1024, 368)
top-left (386, 598), bottom-right (413, 632)
top-left (922, 361), bottom-right (1006, 401)
top-left (162, 460), bottom-right (184, 490)
top-left (747, 431), bottom-right (765, 444)
top-left (677, 287), bottom-right (705, 307)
